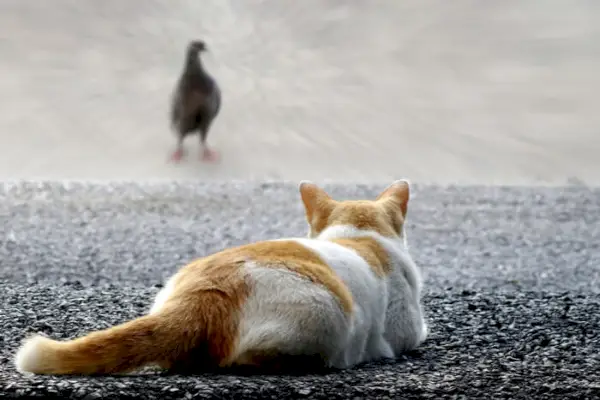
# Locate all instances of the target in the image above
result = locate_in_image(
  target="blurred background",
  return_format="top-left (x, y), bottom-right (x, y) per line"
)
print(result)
top-left (1, 0), bottom-right (599, 185)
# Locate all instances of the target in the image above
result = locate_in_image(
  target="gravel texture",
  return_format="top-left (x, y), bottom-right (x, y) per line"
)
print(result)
top-left (1, 181), bottom-right (599, 399)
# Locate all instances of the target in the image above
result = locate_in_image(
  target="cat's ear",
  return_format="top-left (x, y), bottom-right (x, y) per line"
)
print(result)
top-left (298, 181), bottom-right (333, 222)
top-left (376, 179), bottom-right (410, 218)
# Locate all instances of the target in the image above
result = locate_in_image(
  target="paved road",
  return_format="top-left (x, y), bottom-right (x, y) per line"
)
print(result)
top-left (1, 0), bottom-right (600, 185)
top-left (1, 182), bottom-right (599, 399)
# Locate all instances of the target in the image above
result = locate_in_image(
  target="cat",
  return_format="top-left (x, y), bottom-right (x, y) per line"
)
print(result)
top-left (14, 180), bottom-right (428, 375)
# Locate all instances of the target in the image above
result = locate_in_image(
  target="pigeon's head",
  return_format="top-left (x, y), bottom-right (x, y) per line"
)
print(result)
top-left (188, 40), bottom-right (208, 53)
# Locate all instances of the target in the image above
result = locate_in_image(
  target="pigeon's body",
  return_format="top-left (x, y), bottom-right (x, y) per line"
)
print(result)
top-left (170, 40), bottom-right (221, 162)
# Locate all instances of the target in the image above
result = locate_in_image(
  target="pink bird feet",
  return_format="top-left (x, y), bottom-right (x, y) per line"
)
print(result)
top-left (201, 147), bottom-right (220, 163)
top-left (170, 148), bottom-right (184, 162)
top-left (169, 147), bottom-right (220, 163)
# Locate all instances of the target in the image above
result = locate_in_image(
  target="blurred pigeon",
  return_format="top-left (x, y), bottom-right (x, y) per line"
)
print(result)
top-left (169, 40), bottom-right (221, 163)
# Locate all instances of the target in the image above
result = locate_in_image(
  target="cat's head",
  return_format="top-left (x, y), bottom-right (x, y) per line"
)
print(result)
top-left (298, 180), bottom-right (411, 241)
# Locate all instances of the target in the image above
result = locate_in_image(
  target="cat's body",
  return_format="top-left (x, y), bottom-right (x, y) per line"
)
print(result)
top-left (14, 180), bottom-right (428, 375)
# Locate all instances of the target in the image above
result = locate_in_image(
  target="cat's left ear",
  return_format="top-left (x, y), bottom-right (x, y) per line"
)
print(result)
top-left (298, 181), bottom-right (334, 223)
top-left (376, 179), bottom-right (410, 218)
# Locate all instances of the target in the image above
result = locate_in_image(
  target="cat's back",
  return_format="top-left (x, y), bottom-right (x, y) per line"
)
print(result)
top-left (288, 237), bottom-right (391, 303)
top-left (173, 237), bottom-right (386, 310)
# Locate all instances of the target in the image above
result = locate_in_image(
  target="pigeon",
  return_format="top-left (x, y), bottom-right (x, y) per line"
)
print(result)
top-left (169, 40), bottom-right (221, 163)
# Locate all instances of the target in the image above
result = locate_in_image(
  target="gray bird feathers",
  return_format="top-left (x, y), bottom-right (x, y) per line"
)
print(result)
top-left (169, 40), bottom-right (222, 163)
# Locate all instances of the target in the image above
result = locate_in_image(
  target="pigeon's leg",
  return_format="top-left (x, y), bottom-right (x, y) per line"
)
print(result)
top-left (199, 123), bottom-right (219, 163)
top-left (201, 144), bottom-right (219, 162)
top-left (170, 135), bottom-right (185, 162)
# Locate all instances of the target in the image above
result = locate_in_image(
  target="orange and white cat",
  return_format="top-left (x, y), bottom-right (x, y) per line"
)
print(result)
top-left (14, 180), bottom-right (428, 375)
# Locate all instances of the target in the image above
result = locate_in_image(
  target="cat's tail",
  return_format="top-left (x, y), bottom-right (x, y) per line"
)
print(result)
top-left (14, 313), bottom-right (180, 375)
top-left (14, 294), bottom-right (238, 375)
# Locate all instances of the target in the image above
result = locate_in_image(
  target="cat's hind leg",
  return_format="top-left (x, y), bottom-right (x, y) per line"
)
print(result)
top-left (230, 267), bottom-right (354, 370)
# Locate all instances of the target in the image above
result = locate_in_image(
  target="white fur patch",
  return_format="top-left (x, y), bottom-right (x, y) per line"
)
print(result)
top-left (230, 237), bottom-right (398, 368)
top-left (231, 264), bottom-right (353, 368)
top-left (292, 237), bottom-right (393, 365)
top-left (14, 334), bottom-right (49, 374)
top-left (149, 275), bottom-right (177, 315)
top-left (305, 225), bottom-right (428, 355)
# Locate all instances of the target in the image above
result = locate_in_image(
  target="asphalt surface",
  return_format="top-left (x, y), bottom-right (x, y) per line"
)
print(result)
top-left (1, 181), bottom-right (599, 399)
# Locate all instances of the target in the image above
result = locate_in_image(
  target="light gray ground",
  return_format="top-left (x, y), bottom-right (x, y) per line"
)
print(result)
top-left (1, 0), bottom-right (600, 184)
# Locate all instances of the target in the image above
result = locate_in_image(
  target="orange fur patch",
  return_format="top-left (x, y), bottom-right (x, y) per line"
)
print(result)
top-left (331, 237), bottom-right (391, 277)
top-left (210, 240), bottom-right (354, 315)
top-left (19, 257), bottom-right (250, 375)
top-left (167, 239), bottom-right (355, 370)
top-left (162, 256), bottom-right (252, 370)
top-left (328, 201), bottom-right (400, 237)
top-left (299, 181), bottom-right (410, 239)
top-left (140, 238), bottom-right (354, 371)
top-left (299, 182), bottom-right (336, 237)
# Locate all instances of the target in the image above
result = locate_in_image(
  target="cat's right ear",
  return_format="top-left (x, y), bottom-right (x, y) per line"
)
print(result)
top-left (376, 179), bottom-right (410, 219)
top-left (298, 181), bottom-right (333, 223)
